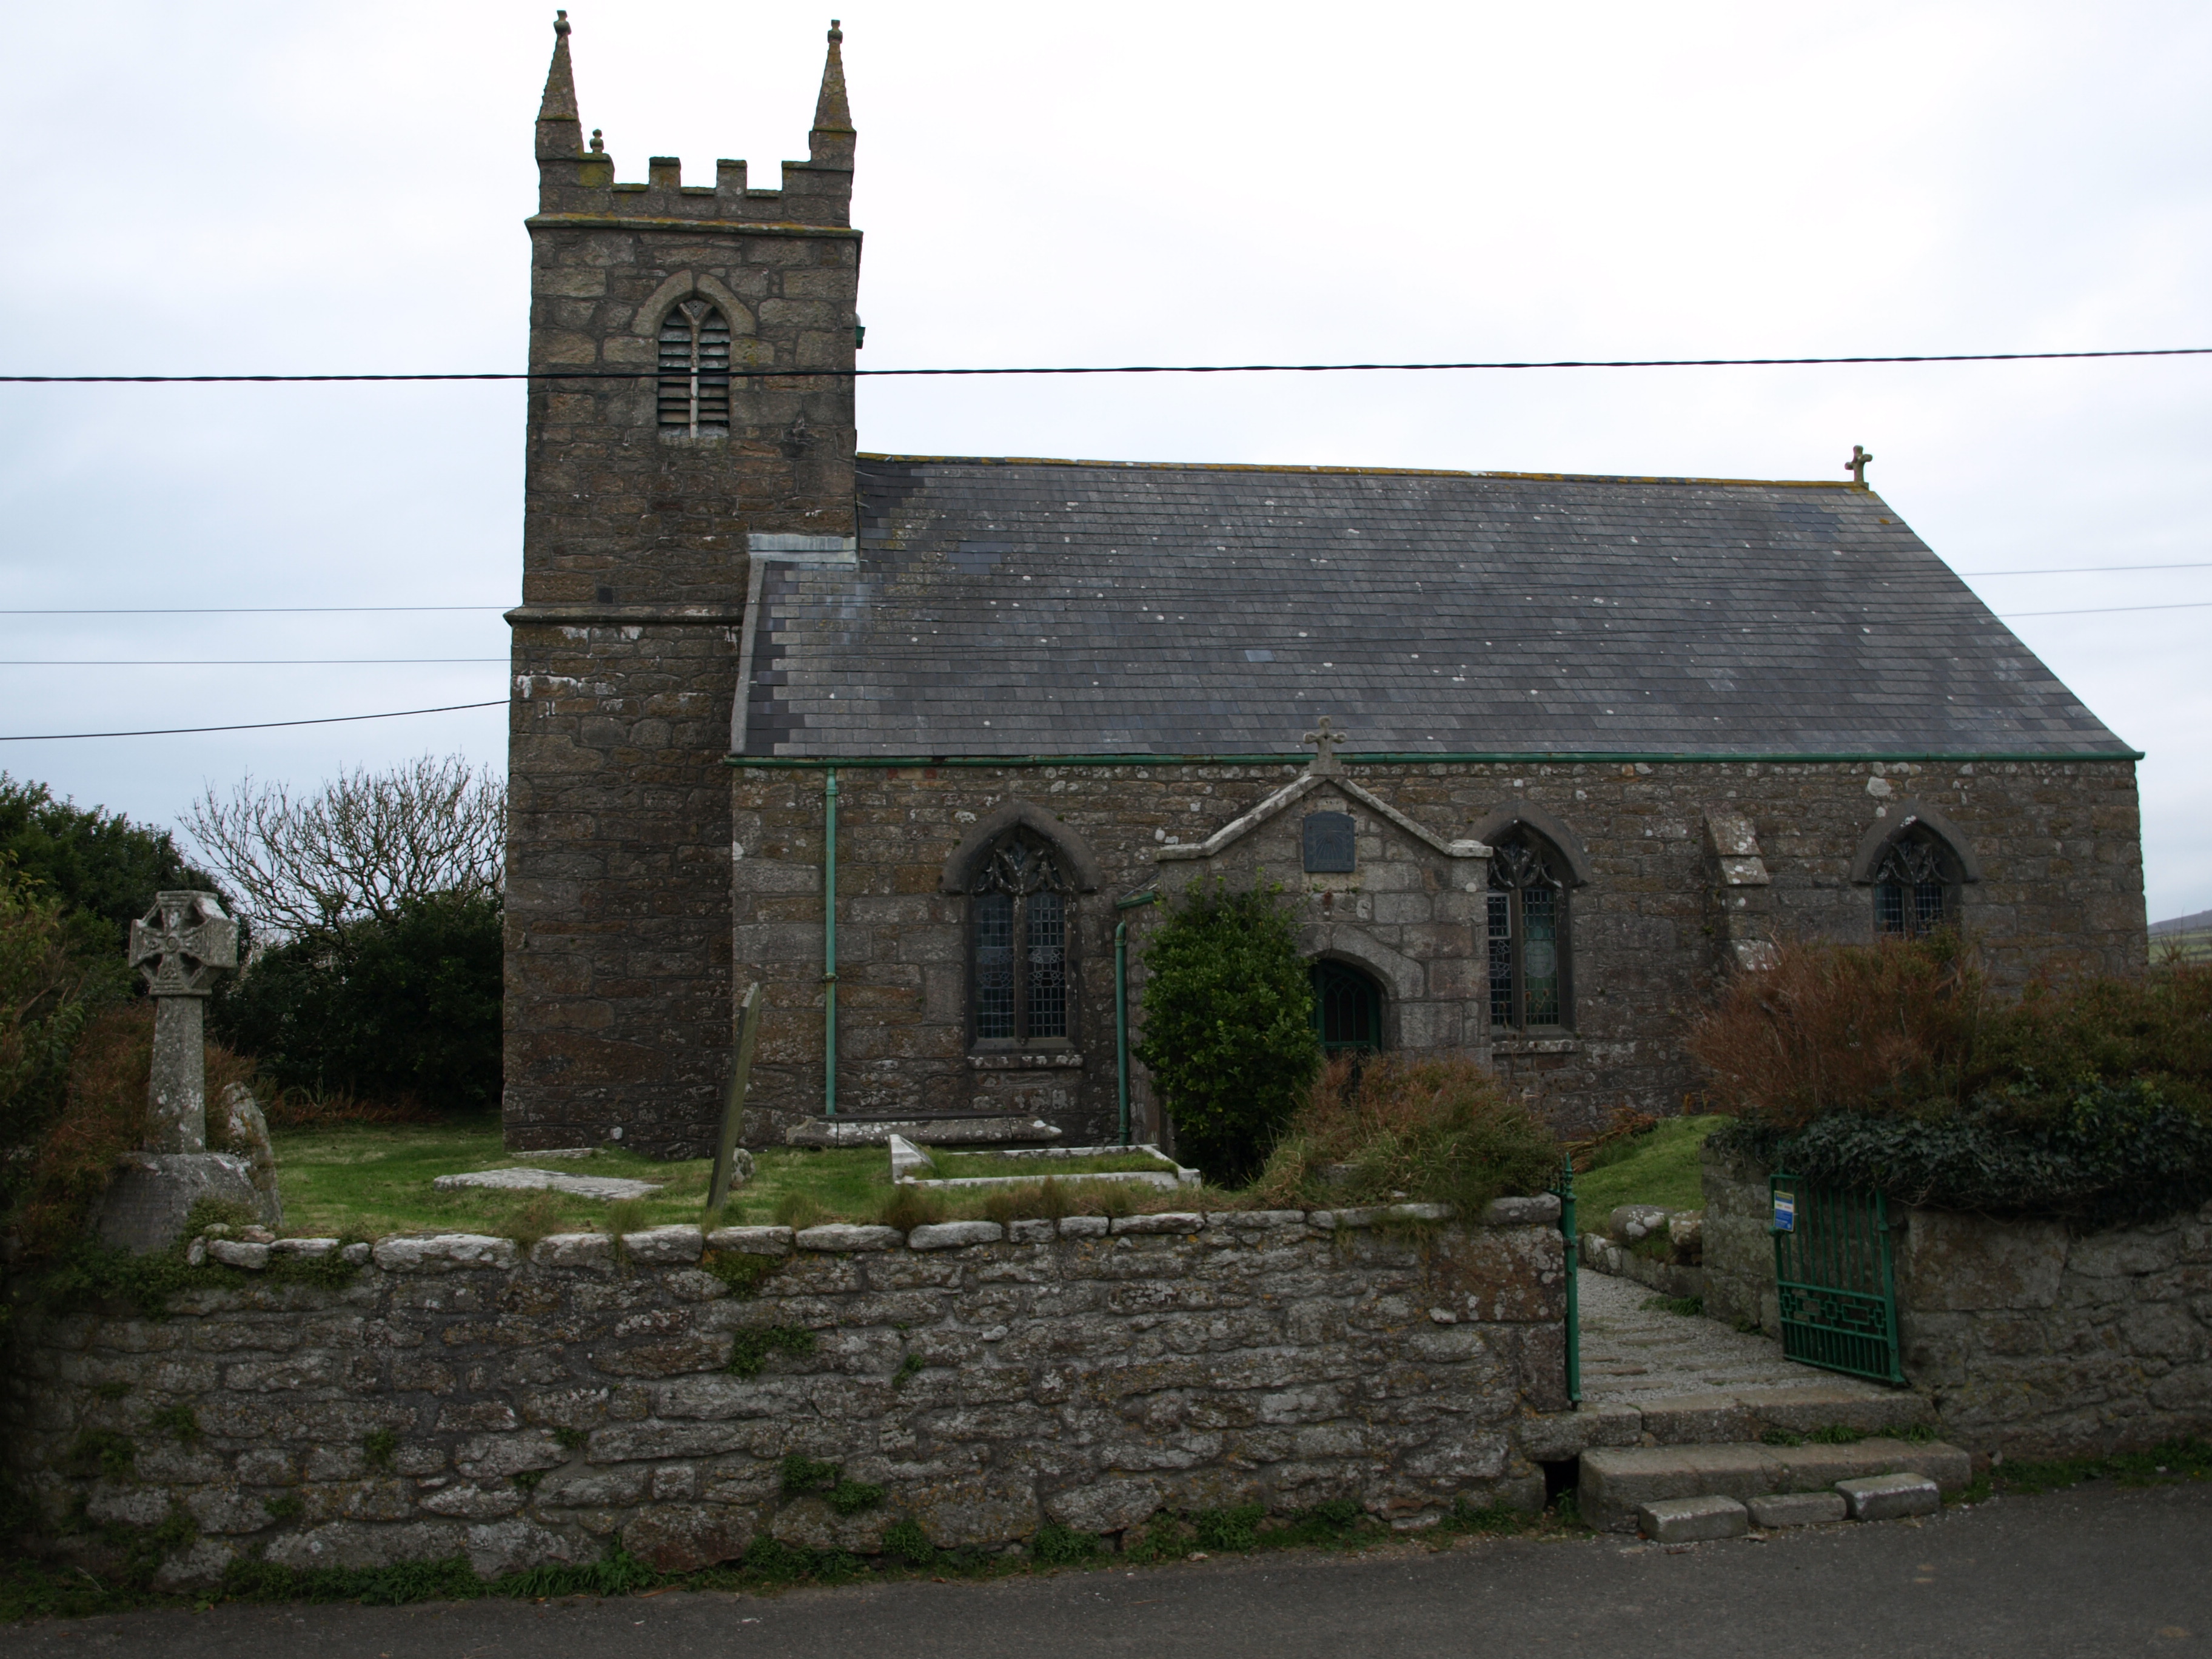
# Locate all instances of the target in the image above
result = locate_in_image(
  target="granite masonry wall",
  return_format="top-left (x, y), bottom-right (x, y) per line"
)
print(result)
top-left (726, 757), bottom-right (2145, 1151)
top-left (3, 1202), bottom-right (1567, 1589)
top-left (503, 22), bottom-right (862, 1153)
top-left (1701, 1141), bottom-right (2212, 1456)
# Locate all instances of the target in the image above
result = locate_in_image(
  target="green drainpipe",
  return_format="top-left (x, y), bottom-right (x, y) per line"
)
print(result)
top-left (823, 768), bottom-right (838, 1116)
top-left (1113, 890), bottom-right (1159, 1147)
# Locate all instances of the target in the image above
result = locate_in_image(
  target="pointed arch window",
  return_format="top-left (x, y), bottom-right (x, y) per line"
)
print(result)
top-left (1874, 830), bottom-right (1960, 938)
top-left (1487, 830), bottom-right (1572, 1030)
top-left (970, 828), bottom-right (1075, 1046)
top-left (657, 299), bottom-right (731, 436)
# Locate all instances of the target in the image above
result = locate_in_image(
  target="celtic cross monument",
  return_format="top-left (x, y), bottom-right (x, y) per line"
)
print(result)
top-left (93, 890), bottom-right (269, 1253)
top-left (129, 890), bottom-right (238, 1152)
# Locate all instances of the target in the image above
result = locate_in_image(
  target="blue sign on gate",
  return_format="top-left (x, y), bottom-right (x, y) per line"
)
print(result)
top-left (1772, 1189), bottom-right (1797, 1232)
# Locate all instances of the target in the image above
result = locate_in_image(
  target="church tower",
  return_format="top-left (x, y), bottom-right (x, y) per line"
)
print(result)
top-left (504, 13), bottom-right (860, 1153)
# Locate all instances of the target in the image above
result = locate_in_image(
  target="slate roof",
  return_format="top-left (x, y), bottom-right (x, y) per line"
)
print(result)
top-left (738, 457), bottom-right (2134, 760)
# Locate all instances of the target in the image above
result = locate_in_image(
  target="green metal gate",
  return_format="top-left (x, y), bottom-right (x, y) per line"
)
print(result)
top-left (1550, 1155), bottom-right (1580, 1404)
top-left (1769, 1171), bottom-right (1904, 1385)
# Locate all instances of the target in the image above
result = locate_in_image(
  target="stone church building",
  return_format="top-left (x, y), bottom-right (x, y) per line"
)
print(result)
top-left (503, 18), bottom-right (2148, 1158)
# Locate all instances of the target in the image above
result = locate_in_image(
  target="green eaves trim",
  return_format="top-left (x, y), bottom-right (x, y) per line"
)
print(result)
top-left (725, 749), bottom-right (2143, 769)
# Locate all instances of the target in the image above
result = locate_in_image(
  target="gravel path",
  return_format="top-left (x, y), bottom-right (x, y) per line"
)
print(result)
top-left (1575, 1268), bottom-right (1893, 1404)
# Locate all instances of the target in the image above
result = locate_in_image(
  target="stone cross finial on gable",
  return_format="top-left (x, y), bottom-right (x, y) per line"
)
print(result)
top-left (1303, 716), bottom-right (1351, 775)
top-left (1846, 444), bottom-right (1874, 486)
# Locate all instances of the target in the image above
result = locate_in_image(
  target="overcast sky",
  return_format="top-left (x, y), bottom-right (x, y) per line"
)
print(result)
top-left (2, 1), bottom-right (2206, 920)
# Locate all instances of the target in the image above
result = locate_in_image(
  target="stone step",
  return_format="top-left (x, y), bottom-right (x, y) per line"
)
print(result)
top-left (1576, 1384), bottom-right (1933, 1449)
top-left (1579, 1438), bottom-right (1972, 1532)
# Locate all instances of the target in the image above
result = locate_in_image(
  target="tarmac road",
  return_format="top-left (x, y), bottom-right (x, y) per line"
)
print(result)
top-left (6, 1482), bottom-right (2207, 1659)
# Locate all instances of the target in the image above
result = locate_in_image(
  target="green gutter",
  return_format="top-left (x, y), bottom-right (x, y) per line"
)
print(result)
top-left (729, 748), bottom-right (2142, 769)
top-left (1113, 890), bottom-right (1161, 1147)
top-left (823, 769), bottom-right (839, 1118)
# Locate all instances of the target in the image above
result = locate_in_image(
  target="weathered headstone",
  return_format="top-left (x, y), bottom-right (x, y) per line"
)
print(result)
top-left (93, 891), bottom-right (269, 1254)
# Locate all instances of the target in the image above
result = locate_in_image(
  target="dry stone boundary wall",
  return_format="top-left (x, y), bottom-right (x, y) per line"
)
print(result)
top-left (1701, 1141), bottom-right (2212, 1456)
top-left (5, 1201), bottom-right (1566, 1587)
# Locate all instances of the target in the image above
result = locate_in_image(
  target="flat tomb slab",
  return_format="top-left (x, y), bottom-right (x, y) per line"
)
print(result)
top-left (783, 1116), bottom-right (1065, 1148)
top-left (433, 1167), bottom-right (664, 1201)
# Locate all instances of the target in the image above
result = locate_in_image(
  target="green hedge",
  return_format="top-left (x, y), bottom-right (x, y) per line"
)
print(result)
top-left (210, 890), bottom-right (502, 1115)
top-left (1721, 1079), bottom-right (2212, 1230)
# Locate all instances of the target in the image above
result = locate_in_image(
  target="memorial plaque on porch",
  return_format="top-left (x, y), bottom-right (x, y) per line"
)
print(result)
top-left (1303, 811), bottom-right (1355, 873)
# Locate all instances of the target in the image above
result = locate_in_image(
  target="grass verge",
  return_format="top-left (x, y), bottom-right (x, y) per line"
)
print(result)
top-left (0, 1493), bottom-right (1587, 1623)
top-left (1572, 1114), bottom-right (1725, 1218)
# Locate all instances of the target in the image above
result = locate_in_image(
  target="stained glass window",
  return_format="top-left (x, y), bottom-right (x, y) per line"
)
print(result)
top-left (970, 829), bottom-right (1075, 1045)
top-left (1488, 830), bottom-right (1571, 1030)
top-left (1874, 833), bottom-right (1957, 939)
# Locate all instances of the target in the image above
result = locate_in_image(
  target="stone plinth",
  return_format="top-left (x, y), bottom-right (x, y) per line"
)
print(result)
top-left (92, 1152), bottom-right (263, 1256)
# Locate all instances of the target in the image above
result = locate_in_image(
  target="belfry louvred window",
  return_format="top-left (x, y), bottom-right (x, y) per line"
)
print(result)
top-left (656, 299), bottom-right (731, 435)
top-left (970, 828), bottom-right (1073, 1045)
top-left (1487, 829), bottom-right (1572, 1031)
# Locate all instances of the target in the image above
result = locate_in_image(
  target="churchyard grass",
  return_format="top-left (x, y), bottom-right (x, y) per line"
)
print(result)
top-left (270, 1125), bottom-right (1239, 1240)
top-left (273, 1125), bottom-right (880, 1239)
top-left (1572, 1114), bottom-right (1724, 1218)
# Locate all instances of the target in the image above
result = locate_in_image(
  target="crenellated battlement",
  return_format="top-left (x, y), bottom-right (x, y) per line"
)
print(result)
top-left (532, 12), bottom-right (854, 228)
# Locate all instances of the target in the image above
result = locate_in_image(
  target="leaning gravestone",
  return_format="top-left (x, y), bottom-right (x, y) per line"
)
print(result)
top-left (92, 891), bottom-right (270, 1254)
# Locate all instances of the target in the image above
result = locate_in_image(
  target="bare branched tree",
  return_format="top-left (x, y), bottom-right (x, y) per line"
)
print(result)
top-left (183, 755), bottom-right (504, 939)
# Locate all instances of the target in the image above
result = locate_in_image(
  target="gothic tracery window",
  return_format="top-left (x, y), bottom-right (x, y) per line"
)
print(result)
top-left (1487, 830), bottom-right (1571, 1030)
top-left (1874, 831), bottom-right (1959, 938)
top-left (657, 298), bottom-right (731, 435)
top-left (970, 828), bottom-right (1074, 1045)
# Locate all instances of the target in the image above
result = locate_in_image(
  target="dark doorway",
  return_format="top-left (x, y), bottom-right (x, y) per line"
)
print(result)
top-left (1310, 958), bottom-right (1384, 1053)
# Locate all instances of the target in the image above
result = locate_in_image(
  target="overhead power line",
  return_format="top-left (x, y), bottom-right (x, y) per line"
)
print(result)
top-left (1962, 561), bottom-right (2212, 577)
top-left (0, 606), bottom-right (508, 616)
top-left (3, 558), bottom-right (2208, 621)
top-left (0, 700), bottom-right (503, 742)
top-left (4, 345), bottom-right (2211, 383)
top-left (2000, 600), bottom-right (2212, 618)
top-left (4, 594), bottom-right (2205, 735)
top-left (0, 657), bottom-right (508, 666)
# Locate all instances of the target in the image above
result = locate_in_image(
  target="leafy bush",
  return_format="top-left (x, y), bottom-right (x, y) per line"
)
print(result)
top-left (1688, 933), bottom-right (1991, 1128)
top-left (1741, 1080), bottom-right (2212, 1230)
top-left (211, 889), bottom-right (502, 1116)
top-left (1252, 1053), bottom-right (1559, 1214)
top-left (1031, 1521), bottom-right (1102, 1564)
top-left (9, 1004), bottom-right (260, 1261)
top-left (0, 775), bottom-right (214, 963)
top-left (779, 1453), bottom-right (839, 1495)
top-left (1134, 882), bottom-right (1321, 1182)
top-left (1694, 937), bottom-right (2212, 1225)
top-left (0, 871), bottom-right (107, 1187)
top-left (828, 1479), bottom-right (884, 1515)
top-left (728, 1326), bottom-right (816, 1378)
top-left (1191, 1502), bottom-right (1265, 1552)
top-left (881, 1517), bottom-right (935, 1566)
